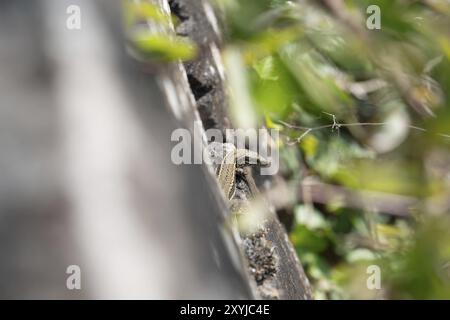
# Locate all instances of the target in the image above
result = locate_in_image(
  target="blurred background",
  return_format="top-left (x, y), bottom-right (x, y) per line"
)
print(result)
top-left (0, 0), bottom-right (252, 299)
top-left (1, 0), bottom-right (450, 299)
top-left (214, 0), bottom-right (450, 299)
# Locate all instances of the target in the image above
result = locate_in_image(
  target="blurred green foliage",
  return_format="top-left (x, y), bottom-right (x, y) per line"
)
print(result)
top-left (124, 1), bottom-right (197, 61)
top-left (130, 31), bottom-right (197, 61)
top-left (216, 0), bottom-right (450, 299)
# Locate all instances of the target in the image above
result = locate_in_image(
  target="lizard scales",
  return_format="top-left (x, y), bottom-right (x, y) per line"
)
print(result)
top-left (207, 142), bottom-right (270, 201)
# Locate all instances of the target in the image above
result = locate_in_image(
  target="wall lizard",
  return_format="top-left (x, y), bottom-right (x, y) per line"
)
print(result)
top-left (206, 142), bottom-right (270, 204)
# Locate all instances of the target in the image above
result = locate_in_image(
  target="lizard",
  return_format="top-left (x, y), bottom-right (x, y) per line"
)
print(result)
top-left (207, 143), bottom-right (279, 293)
top-left (206, 142), bottom-right (270, 206)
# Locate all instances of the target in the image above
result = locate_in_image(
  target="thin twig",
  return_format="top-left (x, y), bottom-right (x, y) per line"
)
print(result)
top-left (277, 117), bottom-right (450, 144)
top-left (286, 128), bottom-right (312, 145)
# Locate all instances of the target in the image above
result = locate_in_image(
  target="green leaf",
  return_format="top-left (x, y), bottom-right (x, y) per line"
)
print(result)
top-left (291, 224), bottom-right (329, 254)
top-left (253, 56), bottom-right (279, 80)
top-left (295, 205), bottom-right (329, 230)
top-left (124, 1), bottom-right (173, 27)
top-left (131, 31), bottom-right (197, 61)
